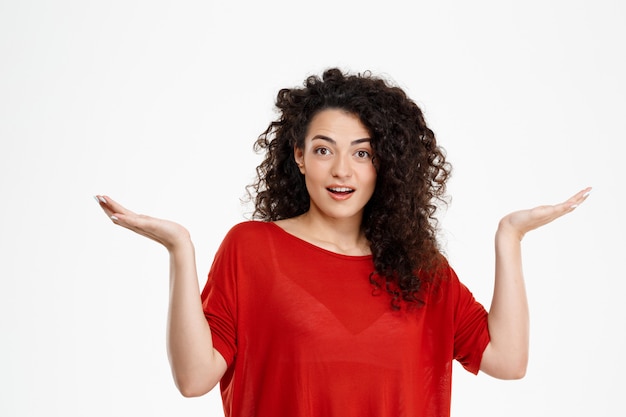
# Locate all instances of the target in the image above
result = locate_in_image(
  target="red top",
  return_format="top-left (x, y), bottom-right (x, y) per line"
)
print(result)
top-left (201, 221), bottom-right (490, 417)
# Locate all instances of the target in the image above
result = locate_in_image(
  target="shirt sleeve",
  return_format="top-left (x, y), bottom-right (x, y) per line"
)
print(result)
top-left (451, 270), bottom-right (490, 374)
top-left (200, 228), bottom-right (239, 367)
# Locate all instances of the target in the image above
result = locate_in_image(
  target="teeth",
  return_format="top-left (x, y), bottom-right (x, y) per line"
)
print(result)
top-left (329, 187), bottom-right (353, 192)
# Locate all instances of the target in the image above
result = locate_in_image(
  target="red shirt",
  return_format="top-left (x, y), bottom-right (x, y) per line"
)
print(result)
top-left (201, 221), bottom-right (490, 417)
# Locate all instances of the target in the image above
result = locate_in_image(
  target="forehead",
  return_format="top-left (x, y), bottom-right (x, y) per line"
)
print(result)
top-left (306, 109), bottom-right (370, 141)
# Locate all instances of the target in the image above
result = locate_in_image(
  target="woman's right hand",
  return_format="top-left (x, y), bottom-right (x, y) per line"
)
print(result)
top-left (95, 195), bottom-right (191, 252)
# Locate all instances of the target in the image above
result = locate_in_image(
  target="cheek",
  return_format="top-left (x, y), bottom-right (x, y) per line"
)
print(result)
top-left (366, 171), bottom-right (378, 197)
top-left (362, 164), bottom-right (378, 183)
top-left (302, 157), bottom-right (327, 176)
top-left (302, 161), bottom-right (325, 185)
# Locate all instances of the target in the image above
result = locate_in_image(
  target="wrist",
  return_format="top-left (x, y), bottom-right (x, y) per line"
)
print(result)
top-left (496, 217), bottom-right (525, 242)
top-left (166, 229), bottom-right (194, 254)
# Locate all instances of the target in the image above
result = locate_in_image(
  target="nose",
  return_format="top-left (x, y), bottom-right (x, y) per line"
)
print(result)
top-left (331, 153), bottom-right (352, 178)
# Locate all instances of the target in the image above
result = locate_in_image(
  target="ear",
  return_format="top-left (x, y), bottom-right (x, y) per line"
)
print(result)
top-left (294, 145), bottom-right (305, 174)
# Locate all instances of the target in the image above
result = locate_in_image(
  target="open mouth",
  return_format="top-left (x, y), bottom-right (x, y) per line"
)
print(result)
top-left (327, 187), bottom-right (355, 195)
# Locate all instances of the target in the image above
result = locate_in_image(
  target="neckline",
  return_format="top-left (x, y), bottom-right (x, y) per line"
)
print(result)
top-left (267, 221), bottom-right (373, 261)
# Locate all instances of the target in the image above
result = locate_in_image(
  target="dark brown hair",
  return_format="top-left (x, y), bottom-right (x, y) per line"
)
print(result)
top-left (247, 68), bottom-right (451, 308)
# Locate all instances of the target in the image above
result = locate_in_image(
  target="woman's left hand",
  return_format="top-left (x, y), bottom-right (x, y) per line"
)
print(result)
top-left (498, 187), bottom-right (592, 241)
top-left (481, 186), bottom-right (592, 379)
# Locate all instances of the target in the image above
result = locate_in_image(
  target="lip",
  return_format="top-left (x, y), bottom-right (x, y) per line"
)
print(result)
top-left (326, 185), bottom-right (355, 201)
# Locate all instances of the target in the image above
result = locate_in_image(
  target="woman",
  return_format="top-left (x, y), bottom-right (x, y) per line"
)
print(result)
top-left (95, 68), bottom-right (590, 417)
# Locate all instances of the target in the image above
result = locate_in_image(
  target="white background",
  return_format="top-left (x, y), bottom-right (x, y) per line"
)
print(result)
top-left (1, 1), bottom-right (624, 416)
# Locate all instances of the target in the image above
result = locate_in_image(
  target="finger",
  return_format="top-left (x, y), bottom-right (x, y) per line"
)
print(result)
top-left (100, 195), bottom-right (134, 215)
top-left (564, 187), bottom-right (592, 210)
top-left (543, 187), bottom-right (592, 221)
top-left (108, 211), bottom-right (167, 243)
top-left (526, 188), bottom-right (589, 224)
top-left (572, 186), bottom-right (592, 206)
top-left (94, 195), bottom-right (136, 219)
top-left (94, 195), bottom-right (116, 220)
top-left (105, 212), bottom-right (154, 240)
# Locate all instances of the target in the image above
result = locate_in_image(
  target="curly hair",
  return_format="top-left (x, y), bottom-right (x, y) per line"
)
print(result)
top-left (247, 68), bottom-right (452, 308)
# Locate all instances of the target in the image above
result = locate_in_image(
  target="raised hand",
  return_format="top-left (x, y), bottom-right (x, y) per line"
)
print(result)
top-left (94, 195), bottom-right (191, 252)
top-left (480, 186), bottom-right (592, 379)
top-left (95, 194), bottom-right (227, 393)
top-left (497, 187), bottom-right (592, 241)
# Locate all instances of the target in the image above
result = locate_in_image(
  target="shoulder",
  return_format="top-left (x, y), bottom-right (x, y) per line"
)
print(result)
top-left (212, 221), bottom-right (277, 267)
top-left (419, 255), bottom-right (457, 287)
top-left (221, 220), bottom-right (277, 247)
top-left (419, 256), bottom-right (468, 302)
top-left (227, 220), bottom-right (273, 234)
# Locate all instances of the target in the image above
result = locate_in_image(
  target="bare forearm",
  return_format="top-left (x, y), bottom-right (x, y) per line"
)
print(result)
top-left (484, 221), bottom-right (529, 378)
top-left (479, 188), bottom-right (590, 378)
top-left (166, 240), bottom-right (226, 396)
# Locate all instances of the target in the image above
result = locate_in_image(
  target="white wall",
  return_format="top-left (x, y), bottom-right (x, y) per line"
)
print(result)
top-left (1, 1), bottom-right (624, 416)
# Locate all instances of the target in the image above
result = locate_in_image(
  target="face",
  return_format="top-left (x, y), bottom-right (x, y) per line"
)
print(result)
top-left (294, 109), bottom-right (377, 224)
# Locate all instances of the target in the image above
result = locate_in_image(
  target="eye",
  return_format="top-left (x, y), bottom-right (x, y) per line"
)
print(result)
top-left (314, 147), bottom-right (331, 156)
top-left (355, 150), bottom-right (371, 159)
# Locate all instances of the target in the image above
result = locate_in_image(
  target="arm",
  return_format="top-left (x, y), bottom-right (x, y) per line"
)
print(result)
top-left (480, 187), bottom-right (591, 379)
top-left (95, 195), bottom-right (227, 396)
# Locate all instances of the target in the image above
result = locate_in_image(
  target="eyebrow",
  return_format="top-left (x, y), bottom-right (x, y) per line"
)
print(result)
top-left (311, 134), bottom-right (371, 145)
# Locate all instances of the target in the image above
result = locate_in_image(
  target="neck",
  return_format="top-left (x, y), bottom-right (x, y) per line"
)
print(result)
top-left (293, 211), bottom-right (370, 256)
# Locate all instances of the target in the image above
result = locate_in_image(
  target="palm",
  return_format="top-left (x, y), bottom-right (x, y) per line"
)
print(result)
top-left (500, 187), bottom-right (591, 239)
top-left (95, 195), bottom-right (190, 251)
